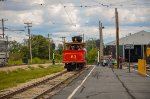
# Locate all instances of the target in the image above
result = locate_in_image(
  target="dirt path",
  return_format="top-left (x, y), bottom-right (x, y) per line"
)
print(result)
top-left (0, 63), bottom-right (63, 72)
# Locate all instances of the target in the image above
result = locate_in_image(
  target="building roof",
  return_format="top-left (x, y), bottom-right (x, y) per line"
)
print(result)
top-left (106, 30), bottom-right (150, 45)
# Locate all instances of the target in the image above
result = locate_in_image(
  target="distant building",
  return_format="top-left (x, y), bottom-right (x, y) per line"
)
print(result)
top-left (105, 30), bottom-right (150, 62)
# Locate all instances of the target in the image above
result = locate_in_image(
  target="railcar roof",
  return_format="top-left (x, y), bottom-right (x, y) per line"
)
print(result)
top-left (65, 42), bottom-right (85, 45)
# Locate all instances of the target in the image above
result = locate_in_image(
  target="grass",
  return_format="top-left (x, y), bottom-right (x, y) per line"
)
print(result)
top-left (38, 65), bottom-right (45, 68)
top-left (8, 59), bottom-right (23, 65)
top-left (8, 57), bottom-right (62, 65)
top-left (0, 64), bottom-right (64, 90)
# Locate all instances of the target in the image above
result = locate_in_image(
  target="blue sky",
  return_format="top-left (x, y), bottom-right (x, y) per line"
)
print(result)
top-left (0, 0), bottom-right (150, 45)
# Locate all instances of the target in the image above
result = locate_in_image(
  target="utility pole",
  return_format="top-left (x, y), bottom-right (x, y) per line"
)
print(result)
top-left (60, 37), bottom-right (66, 50)
top-left (48, 34), bottom-right (51, 62)
top-left (83, 33), bottom-right (84, 43)
top-left (99, 21), bottom-right (104, 64)
top-left (115, 8), bottom-right (120, 69)
top-left (24, 22), bottom-right (32, 64)
top-left (0, 18), bottom-right (8, 38)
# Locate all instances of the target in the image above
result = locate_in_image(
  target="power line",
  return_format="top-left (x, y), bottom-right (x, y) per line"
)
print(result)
top-left (0, 0), bottom-right (6, 1)
top-left (57, 0), bottom-right (76, 26)
top-left (79, 0), bottom-right (83, 6)
top-left (62, 0), bottom-right (150, 8)
top-left (5, 29), bottom-right (24, 31)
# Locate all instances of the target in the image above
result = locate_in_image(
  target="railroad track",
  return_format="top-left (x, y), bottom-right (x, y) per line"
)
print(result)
top-left (0, 66), bottom-right (91, 99)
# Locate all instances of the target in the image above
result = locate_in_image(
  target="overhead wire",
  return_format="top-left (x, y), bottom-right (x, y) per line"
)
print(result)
top-left (79, 0), bottom-right (83, 6)
top-left (1, 0), bottom-right (150, 41)
top-left (57, 0), bottom-right (76, 27)
top-left (62, 0), bottom-right (150, 8)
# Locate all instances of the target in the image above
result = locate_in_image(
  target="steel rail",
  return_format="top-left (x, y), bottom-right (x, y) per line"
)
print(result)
top-left (33, 66), bottom-right (92, 99)
top-left (0, 70), bottom-right (67, 99)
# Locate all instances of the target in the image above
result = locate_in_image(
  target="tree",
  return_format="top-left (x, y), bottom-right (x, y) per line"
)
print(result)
top-left (87, 48), bottom-right (97, 63)
top-left (7, 35), bottom-right (58, 64)
top-left (57, 44), bottom-right (63, 54)
top-left (20, 46), bottom-right (29, 57)
top-left (54, 44), bottom-right (63, 61)
top-left (9, 41), bottom-right (21, 53)
top-left (9, 40), bottom-right (23, 60)
top-left (85, 39), bottom-right (97, 64)
top-left (86, 39), bottom-right (96, 52)
top-left (31, 35), bottom-right (50, 59)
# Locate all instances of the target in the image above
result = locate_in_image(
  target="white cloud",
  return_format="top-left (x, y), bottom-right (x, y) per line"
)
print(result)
top-left (119, 7), bottom-right (150, 23)
top-left (32, 0), bottom-right (45, 4)
top-left (18, 10), bottom-right (43, 25)
top-left (0, 0), bottom-right (150, 45)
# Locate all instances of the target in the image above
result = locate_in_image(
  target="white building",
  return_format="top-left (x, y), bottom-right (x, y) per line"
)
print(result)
top-left (106, 30), bottom-right (150, 62)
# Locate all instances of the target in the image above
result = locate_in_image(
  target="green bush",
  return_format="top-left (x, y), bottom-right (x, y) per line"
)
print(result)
top-left (87, 48), bottom-right (97, 64)
top-left (8, 59), bottom-right (23, 65)
top-left (8, 56), bottom-right (62, 65)
top-left (32, 57), bottom-right (42, 64)
top-left (31, 57), bottom-right (49, 64)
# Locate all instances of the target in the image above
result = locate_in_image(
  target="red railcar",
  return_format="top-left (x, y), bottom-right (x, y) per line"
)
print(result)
top-left (62, 36), bottom-right (86, 71)
top-left (63, 50), bottom-right (85, 63)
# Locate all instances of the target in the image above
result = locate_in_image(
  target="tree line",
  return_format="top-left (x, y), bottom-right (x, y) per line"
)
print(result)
top-left (8, 35), bottom-right (98, 64)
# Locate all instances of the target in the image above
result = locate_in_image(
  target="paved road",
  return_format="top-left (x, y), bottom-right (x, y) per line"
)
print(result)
top-left (52, 66), bottom-right (150, 99)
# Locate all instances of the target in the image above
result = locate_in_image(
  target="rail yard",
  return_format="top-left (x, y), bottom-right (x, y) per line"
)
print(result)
top-left (1, 0), bottom-right (150, 99)
top-left (0, 65), bottom-right (91, 99)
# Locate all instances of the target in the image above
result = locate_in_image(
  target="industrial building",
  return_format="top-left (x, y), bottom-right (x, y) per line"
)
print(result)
top-left (105, 30), bottom-right (150, 62)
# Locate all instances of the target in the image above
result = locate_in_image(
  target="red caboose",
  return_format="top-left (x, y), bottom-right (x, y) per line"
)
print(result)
top-left (63, 36), bottom-right (86, 71)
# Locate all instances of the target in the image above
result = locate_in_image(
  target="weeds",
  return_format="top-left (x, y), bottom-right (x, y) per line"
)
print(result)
top-left (0, 64), bottom-right (64, 90)
top-left (28, 66), bottom-right (35, 70)
top-left (38, 65), bottom-right (44, 68)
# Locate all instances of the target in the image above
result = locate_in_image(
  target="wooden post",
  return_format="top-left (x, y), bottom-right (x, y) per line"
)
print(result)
top-left (115, 8), bottom-right (120, 69)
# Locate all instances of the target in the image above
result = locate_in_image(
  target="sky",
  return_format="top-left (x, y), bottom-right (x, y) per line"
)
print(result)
top-left (0, 0), bottom-right (150, 46)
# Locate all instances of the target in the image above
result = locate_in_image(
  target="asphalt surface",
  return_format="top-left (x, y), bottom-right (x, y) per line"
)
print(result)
top-left (51, 65), bottom-right (150, 99)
